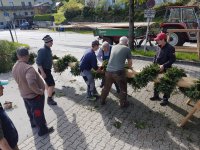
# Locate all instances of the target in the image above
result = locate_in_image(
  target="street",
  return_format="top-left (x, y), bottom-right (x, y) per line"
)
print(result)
top-left (0, 29), bottom-right (200, 150)
top-left (0, 29), bottom-right (95, 59)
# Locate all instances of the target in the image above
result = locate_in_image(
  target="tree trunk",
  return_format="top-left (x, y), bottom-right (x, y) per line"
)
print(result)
top-left (129, 0), bottom-right (134, 50)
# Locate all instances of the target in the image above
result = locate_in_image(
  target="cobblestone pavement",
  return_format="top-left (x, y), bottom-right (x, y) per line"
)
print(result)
top-left (15, 59), bottom-right (200, 150)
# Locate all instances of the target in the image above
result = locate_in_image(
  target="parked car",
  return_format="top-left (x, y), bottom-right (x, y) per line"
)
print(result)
top-left (20, 22), bottom-right (39, 30)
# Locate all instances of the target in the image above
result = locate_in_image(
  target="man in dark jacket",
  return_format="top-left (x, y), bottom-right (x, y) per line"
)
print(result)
top-left (0, 80), bottom-right (19, 150)
top-left (36, 35), bottom-right (57, 105)
top-left (80, 40), bottom-right (102, 101)
top-left (150, 32), bottom-right (176, 106)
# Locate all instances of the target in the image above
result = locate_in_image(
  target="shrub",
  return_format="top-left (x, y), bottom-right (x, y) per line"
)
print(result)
top-left (0, 40), bottom-right (29, 73)
top-left (33, 14), bottom-right (54, 21)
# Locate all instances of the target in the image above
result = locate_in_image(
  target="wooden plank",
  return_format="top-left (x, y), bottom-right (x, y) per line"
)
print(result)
top-left (179, 100), bottom-right (200, 127)
top-left (175, 46), bottom-right (197, 53)
top-left (198, 31), bottom-right (200, 59)
top-left (167, 29), bottom-right (200, 32)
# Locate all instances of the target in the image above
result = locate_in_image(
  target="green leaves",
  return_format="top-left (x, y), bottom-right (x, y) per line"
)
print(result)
top-left (179, 79), bottom-right (200, 101)
top-left (53, 54), bottom-right (78, 73)
top-left (155, 67), bottom-right (186, 96)
top-left (128, 64), bottom-right (160, 90)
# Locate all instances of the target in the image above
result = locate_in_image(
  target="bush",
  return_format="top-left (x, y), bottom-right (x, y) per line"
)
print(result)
top-left (0, 40), bottom-right (29, 73)
top-left (33, 14), bottom-right (54, 21)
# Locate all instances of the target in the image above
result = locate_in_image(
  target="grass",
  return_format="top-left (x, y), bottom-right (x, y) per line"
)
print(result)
top-left (132, 49), bottom-right (200, 62)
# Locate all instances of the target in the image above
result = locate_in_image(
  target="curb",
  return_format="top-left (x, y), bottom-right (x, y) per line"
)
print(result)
top-left (132, 55), bottom-right (200, 67)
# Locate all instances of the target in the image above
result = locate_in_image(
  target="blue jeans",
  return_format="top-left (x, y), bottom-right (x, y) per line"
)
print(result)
top-left (81, 70), bottom-right (96, 96)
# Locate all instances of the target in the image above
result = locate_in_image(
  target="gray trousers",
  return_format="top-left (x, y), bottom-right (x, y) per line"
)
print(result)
top-left (81, 70), bottom-right (95, 95)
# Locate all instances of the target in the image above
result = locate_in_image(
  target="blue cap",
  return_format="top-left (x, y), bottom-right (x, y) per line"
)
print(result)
top-left (0, 80), bottom-right (9, 86)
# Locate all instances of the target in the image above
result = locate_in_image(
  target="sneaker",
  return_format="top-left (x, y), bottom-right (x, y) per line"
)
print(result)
top-left (149, 96), bottom-right (161, 101)
top-left (87, 96), bottom-right (97, 101)
top-left (47, 98), bottom-right (57, 105)
top-left (38, 127), bottom-right (54, 136)
top-left (160, 100), bottom-right (169, 106)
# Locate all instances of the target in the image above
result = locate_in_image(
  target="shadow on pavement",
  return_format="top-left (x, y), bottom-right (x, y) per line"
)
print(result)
top-left (50, 105), bottom-right (88, 150)
top-left (54, 81), bottom-right (200, 149)
top-left (32, 128), bottom-right (54, 150)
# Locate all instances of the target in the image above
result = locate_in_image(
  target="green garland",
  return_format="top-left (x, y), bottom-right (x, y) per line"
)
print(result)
top-left (179, 79), bottom-right (200, 101)
top-left (61, 55), bottom-right (200, 101)
top-left (155, 67), bottom-right (186, 96)
top-left (70, 62), bottom-right (80, 76)
top-left (128, 64), bottom-right (160, 90)
top-left (53, 54), bottom-right (78, 73)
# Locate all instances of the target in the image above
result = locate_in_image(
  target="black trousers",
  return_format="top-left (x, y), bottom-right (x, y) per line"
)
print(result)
top-left (23, 95), bottom-right (48, 132)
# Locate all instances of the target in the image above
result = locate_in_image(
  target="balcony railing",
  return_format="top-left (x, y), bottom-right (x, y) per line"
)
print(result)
top-left (0, 6), bottom-right (33, 11)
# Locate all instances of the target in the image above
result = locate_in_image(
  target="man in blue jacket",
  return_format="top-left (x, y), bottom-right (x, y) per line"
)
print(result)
top-left (150, 32), bottom-right (176, 106)
top-left (0, 80), bottom-right (19, 150)
top-left (80, 40), bottom-right (102, 101)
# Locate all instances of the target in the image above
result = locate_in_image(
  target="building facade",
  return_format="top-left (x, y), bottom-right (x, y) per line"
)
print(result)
top-left (0, 0), bottom-right (52, 29)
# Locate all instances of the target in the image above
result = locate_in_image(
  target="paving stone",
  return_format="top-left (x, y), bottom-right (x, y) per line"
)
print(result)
top-left (17, 59), bottom-right (200, 150)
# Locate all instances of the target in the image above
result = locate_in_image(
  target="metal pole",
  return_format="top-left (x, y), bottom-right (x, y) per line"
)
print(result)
top-left (128, 0), bottom-right (134, 49)
top-left (12, 2), bottom-right (18, 42)
top-left (144, 16), bottom-right (151, 51)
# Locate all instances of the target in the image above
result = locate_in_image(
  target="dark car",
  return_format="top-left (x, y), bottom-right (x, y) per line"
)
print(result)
top-left (20, 22), bottom-right (39, 30)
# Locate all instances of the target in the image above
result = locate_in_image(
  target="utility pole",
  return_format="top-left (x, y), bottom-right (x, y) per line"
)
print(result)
top-left (129, 0), bottom-right (134, 50)
top-left (0, 0), bottom-right (14, 42)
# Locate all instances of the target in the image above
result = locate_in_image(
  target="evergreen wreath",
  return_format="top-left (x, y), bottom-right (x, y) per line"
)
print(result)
top-left (128, 64), bottom-right (160, 90)
top-left (155, 67), bottom-right (186, 96)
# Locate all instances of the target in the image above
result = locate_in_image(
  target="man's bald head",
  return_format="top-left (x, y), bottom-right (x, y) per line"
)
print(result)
top-left (119, 36), bottom-right (129, 46)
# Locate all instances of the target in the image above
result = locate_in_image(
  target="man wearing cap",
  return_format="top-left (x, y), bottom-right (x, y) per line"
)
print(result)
top-left (79, 40), bottom-right (102, 100)
top-left (100, 36), bottom-right (132, 108)
top-left (36, 35), bottom-right (57, 105)
top-left (150, 32), bottom-right (176, 106)
top-left (0, 80), bottom-right (19, 150)
top-left (97, 41), bottom-right (120, 93)
top-left (12, 47), bottom-right (54, 136)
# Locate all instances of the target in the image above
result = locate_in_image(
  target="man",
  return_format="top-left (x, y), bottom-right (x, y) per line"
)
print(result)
top-left (0, 80), bottom-right (19, 150)
top-left (79, 40), bottom-right (102, 101)
top-left (12, 47), bottom-right (54, 136)
top-left (150, 32), bottom-right (176, 106)
top-left (100, 36), bottom-right (132, 108)
top-left (36, 35), bottom-right (57, 105)
top-left (97, 41), bottom-right (120, 93)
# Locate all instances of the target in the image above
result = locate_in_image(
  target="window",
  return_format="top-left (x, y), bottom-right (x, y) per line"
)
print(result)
top-left (25, 12), bottom-right (28, 16)
top-left (0, 22), bottom-right (3, 25)
top-left (21, 2), bottom-right (25, 6)
top-left (31, 12), bottom-right (34, 15)
top-left (28, 2), bottom-right (32, 6)
top-left (13, 13), bottom-right (16, 16)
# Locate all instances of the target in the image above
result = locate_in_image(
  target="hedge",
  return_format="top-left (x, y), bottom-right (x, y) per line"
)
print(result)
top-left (0, 40), bottom-right (29, 73)
top-left (33, 14), bottom-right (54, 21)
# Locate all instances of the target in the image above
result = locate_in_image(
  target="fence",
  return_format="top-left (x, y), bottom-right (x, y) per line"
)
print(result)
top-left (167, 29), bottom-right (200, 59)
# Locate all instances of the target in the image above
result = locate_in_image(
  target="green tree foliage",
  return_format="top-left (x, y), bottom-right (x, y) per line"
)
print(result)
top-left (61, 0), bottom-right (83, 20)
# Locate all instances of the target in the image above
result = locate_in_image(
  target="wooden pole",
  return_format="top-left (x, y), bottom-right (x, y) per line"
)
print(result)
top-left (198, 30), bottom-right (200, 59)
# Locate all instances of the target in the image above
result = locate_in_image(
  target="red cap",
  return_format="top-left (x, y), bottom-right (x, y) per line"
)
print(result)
top-left (154, 32), bottom-right (167, 41)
